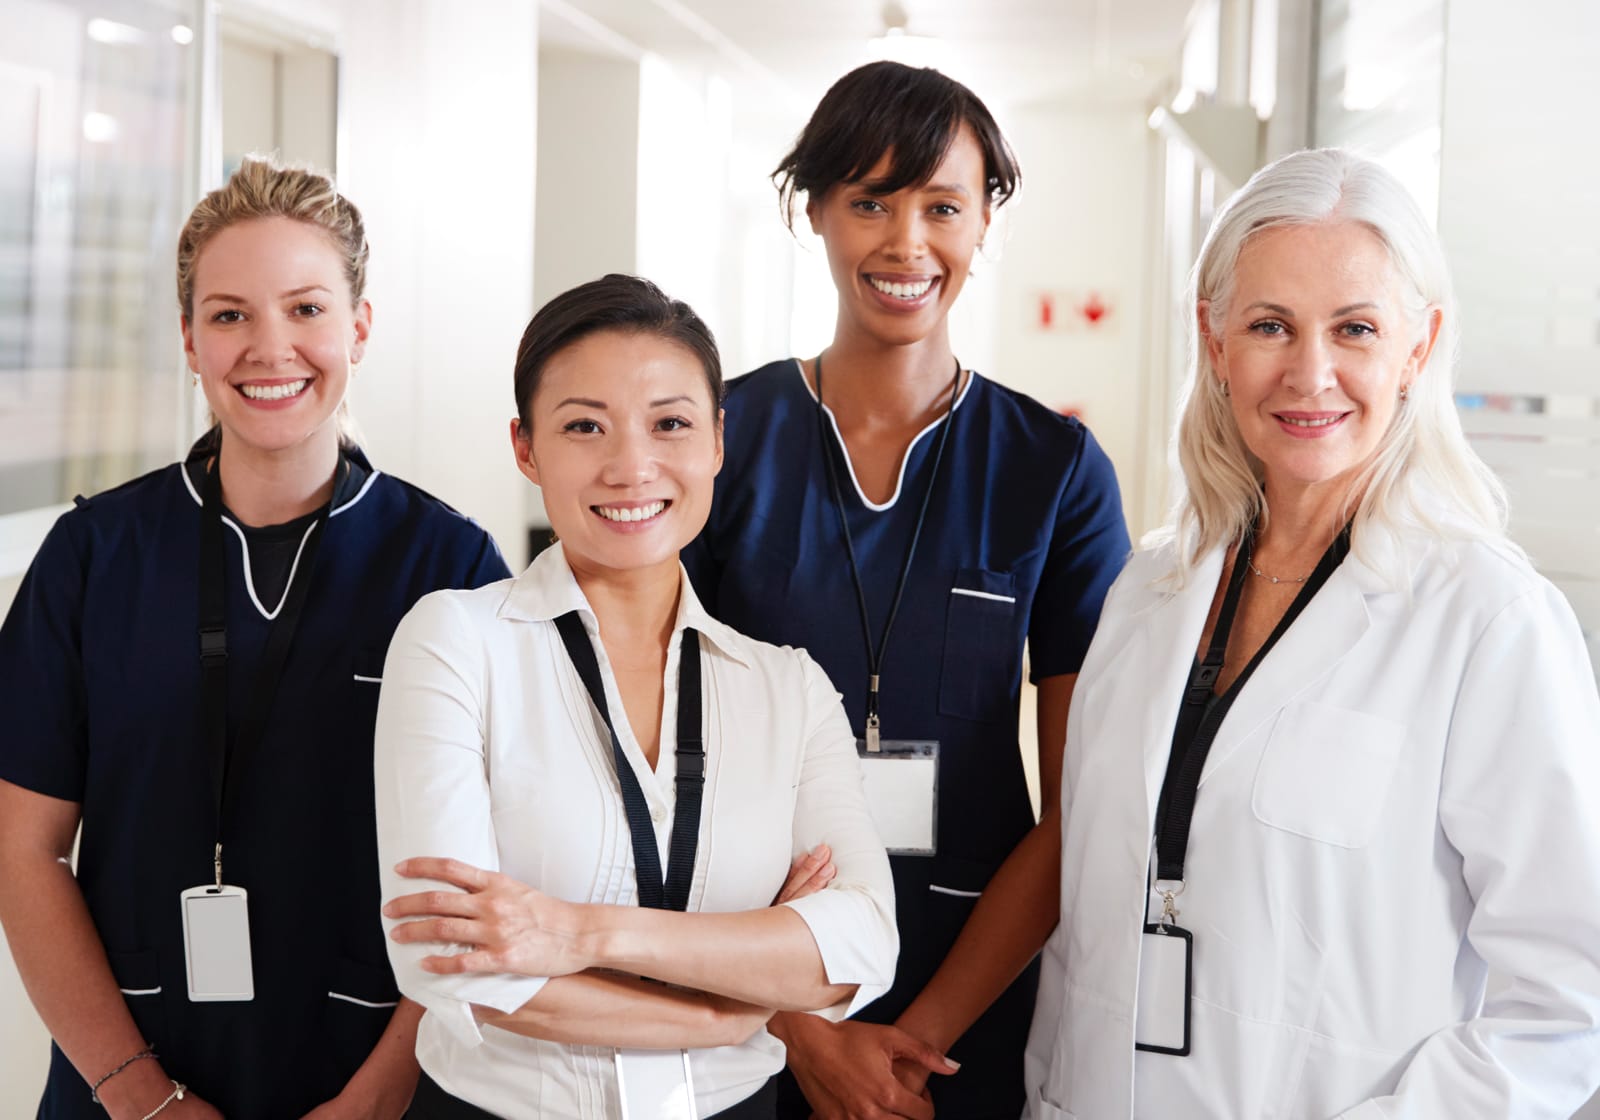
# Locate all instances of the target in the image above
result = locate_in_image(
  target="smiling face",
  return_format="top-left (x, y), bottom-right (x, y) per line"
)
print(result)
top-left (806, 125), bottom-right (990, 349)
top-left (1202, 221), bottom-right (1439, 507)
top-left (183, 216), bottom-right (370, 462)
top-left (513, 329), bottom-right (723, 580)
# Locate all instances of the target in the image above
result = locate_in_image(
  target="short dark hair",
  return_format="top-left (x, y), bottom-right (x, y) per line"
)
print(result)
top-left (772, 61), bottom-right (1020, 229)
top-left (513, 274), bottom-right (723, 429)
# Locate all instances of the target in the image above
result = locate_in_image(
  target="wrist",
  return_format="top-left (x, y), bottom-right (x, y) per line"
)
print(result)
top-left (896, 1004), bottom-right (956, 1054)
top-left (567, 900), bottom-right (615, 973)
top-left (96, 1059), bottom-right (175, 1120)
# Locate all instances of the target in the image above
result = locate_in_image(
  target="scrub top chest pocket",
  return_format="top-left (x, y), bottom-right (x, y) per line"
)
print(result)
top-left (939, 568), bottom-right (1020, 723)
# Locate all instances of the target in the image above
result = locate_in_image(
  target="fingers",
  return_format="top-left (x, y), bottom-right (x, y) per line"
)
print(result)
top-left (887, 1029), bottom-right (960, 1077)
top-left (394, 856), bottom-right (497, 891)
top-left (417, 948), bottom-right (499, 975)
top-left (382, 889), bottom-right (481, 920)
top-left (775, 844), bottom-right (837, 904)
top-left (388, 915), bottom-right (484, 947)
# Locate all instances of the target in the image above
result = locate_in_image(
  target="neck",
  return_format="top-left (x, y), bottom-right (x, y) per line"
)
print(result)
top-left (217, 433), bottom-right (341, 527)
top-left (812, 325), bottom-right (960, 427)
top-left (567, 554), bottom-right (681, 655)
top-left (1256, 475), bottom-right (1358, 568)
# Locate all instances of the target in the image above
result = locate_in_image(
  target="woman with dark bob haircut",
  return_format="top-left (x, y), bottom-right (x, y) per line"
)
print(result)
top-left (372, 275), bottom-right (907, 1119)
top-left (684, 62), bottom-right (1131, 1117)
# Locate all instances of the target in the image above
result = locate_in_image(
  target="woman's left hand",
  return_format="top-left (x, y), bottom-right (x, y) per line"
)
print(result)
top-left (384, 857), bottom-right (589, 978)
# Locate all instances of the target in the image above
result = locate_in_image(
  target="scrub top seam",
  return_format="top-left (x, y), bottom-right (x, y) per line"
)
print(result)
top-left (790, 358), bottom-right (977, 513)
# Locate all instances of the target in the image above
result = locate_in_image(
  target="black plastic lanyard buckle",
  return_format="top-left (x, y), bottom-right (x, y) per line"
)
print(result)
top-left (198, 626), bottom-right (228, 665)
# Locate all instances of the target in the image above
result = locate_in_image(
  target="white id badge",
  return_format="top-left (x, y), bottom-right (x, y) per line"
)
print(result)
top-left (615, 1049), bottom-right (697, 1120)
top-left (1134, 923), bottom-right (1191, 1056)
top-left (180, 885), bottom-right (255, 1002)
top-left (855, 739), bottom-right (938, 856)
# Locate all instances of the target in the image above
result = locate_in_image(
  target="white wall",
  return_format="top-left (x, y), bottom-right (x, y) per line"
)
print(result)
top-left (993, 101), bottom-right (1160, 537)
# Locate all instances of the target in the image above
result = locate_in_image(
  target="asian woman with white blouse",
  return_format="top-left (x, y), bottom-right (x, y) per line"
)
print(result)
top-left (372, 275), bottom-right (933, 1119)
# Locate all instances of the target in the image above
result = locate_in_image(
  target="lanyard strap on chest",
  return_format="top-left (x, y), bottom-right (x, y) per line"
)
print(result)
top-left (554, 612), bottom-right (704, 912)
top-left (1153, 526), bottom-right (1350, 884)
top-left (197, 461), bottom-right (330, 874)
top-left (813, 352), bottom-right (959, 749)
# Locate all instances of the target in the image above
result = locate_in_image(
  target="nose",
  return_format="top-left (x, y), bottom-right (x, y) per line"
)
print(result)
top-left (1282, 332), bottom-right (1339, 397)
top-left (243, 316), bottom-right (296, 367)
top-left (600, 425), bottom-right (658, 487)
top-left (882, 208), bottom-right (929, 263)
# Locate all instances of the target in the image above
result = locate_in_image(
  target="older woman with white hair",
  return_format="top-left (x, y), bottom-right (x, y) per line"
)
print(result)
top-left (1024, 147), bottom-right (1600, 1119)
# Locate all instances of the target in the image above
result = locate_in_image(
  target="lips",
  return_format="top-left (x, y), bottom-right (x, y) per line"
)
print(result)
top-left (591, 500), bottom-right (670, 525)
top-left (864, 273), bottom-right (940, 310)
top-left (1273, 411), bottom-right (1350, 438)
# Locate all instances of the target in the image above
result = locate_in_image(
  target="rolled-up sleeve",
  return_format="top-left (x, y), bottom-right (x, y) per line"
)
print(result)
top-left (780, 651), bottom-right (898, 1019)
top-left (372, 591), bottom-right (547, 1046)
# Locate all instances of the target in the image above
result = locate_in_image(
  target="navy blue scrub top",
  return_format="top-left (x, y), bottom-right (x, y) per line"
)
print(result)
top-left (0, 445), bottom-right (509, 1119)
top-left (684, 360), bottom-right (1129, 1103)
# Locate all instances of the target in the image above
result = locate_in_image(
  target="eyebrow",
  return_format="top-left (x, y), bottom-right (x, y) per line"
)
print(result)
top-left (200, 285), bottom-right (334, 305)
top-left (1241, 300), bottom-right (1379, 317)
top-left (553, 395), bottom-right (699, 410)
top-left (858, 178), bottom-right (973, 199)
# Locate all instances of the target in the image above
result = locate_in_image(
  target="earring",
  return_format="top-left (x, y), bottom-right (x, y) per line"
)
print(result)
top-left (191, 372), bottom-right (199, 388)
top-left (1399, 384), bottom-right (1410, 404)
top-left (1220, 380), bottom-right (1230, 397)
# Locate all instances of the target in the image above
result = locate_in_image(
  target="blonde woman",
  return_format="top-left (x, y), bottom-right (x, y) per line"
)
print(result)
top-left (0, 158), bottom-right (508, 1119)
top-left (1025, 148), bottom-right (1600, 1118)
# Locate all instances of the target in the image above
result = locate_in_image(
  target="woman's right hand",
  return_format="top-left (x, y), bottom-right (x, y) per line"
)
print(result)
top-left (774, 1012), bottom-right (955, 1120)
top-left (774, 844), bottom-right (837, 904)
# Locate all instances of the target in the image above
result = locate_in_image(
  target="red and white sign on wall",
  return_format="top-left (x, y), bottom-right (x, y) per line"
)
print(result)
top-left (1032, 289), bottom-right (1118, 333)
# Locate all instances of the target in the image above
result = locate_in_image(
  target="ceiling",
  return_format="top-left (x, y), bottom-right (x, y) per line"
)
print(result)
top-left (541, 0), bottom-right (1199, 114)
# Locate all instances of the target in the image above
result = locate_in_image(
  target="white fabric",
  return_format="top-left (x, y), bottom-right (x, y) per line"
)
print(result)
top-left (374, 543), bottom-right (897, 1119)
top-left (1024, 527), bottom-right (1600, 1119)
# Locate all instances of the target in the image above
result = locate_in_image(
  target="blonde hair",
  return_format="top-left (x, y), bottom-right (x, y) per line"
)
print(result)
top-left (177, 156), bottom-right (370, 445)
top-left (1153, 148), bottom-right (1508, 586)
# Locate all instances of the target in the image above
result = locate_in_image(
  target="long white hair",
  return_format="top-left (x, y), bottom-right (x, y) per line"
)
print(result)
top-left (1152, 147), bottom-right (1509, 585)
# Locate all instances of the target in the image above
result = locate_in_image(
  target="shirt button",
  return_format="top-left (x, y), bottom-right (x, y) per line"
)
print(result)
top-left (651, 807), bottom-right (665, 824)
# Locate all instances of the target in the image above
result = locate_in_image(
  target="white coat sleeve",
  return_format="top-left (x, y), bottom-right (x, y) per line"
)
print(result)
top-left (779, 650), bottom-right (899, 1020)
top-left (372, 590), bottom-right (547, 1047)
top-left (1335, 582), bottom-right (1600, 1119)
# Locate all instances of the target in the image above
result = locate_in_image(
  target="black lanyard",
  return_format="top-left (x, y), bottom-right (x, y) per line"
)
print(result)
top-left (554, 613), bottom-right (704, 912)
top-left (1152, 525), bottom-right (1351, 885)
top-left (197, 459), bottom-right (332, 887)
top-left (813, 352), bottom-right (960, 751)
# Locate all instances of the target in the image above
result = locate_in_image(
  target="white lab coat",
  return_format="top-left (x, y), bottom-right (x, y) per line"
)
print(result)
top-left (1024, 523), bottom-right (1600, 1119)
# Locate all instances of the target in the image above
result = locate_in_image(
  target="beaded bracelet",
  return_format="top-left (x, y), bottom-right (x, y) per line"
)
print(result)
top-left (90, 1045), bottom-right (156, 1103)
top-left (139, 1080), bottom-right (186, 1120)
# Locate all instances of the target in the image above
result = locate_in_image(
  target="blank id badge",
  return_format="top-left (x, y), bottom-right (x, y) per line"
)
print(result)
top-left (855, 739), bottom-right (939, 856)
top-left (1134, 923), bottom-right (1192, 1056)
top-left (179, 885), bottom-right (255, 1001)
top-left (616, 1049), bottom-right (697, 1120)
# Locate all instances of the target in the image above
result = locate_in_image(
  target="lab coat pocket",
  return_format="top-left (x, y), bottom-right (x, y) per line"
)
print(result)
top-left (1252, 701), bottom-right (1406, 848)
top-left (938, 569), bottom-right (1020, 723)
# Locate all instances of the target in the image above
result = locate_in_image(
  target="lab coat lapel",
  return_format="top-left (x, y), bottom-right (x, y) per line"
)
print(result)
top-left (1139, 547), bottom-right (1227, 828)
top-left (1197, 559), bottom-right (1373, 786)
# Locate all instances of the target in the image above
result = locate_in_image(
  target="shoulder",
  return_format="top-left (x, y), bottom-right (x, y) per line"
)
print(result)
top-left (392, 579), bottom-right (517, 648)
top-left (966, 375), bottom-right (1115, 480)
top-left (43, 462), bottom-right (191, 554)
top-left (344, 469), bottom-right (499, 553)
top-left (1413, 535), bottom-right (1559, 629)
top-left (723, 359), bottom-right (803, 405)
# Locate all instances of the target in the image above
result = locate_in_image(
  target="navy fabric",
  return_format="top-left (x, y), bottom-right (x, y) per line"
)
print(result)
top-left (684, 361), bottom-right (1130, 1112)
top-left (0, 451), bottom-right (509, 1119)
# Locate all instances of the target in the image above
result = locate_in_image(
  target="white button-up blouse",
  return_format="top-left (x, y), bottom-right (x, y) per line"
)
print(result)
top-left (374, 542), bottom-right (898, 1118)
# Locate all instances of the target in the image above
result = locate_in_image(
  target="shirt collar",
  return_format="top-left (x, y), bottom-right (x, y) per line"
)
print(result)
top-left (498, 541), bottom-right (753, 668)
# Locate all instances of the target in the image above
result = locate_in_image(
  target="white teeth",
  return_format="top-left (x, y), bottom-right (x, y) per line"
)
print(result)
top-left (240, 380), bottom-right (308, 400)
top-left (869, 277), bottom-right (934, 300)
top-left (1283, 415), bottom-right (1341, 428)
top-left (596, 501), bottom-right (666, 523)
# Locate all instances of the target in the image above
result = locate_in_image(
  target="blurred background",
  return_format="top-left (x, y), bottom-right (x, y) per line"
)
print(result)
top-left (1, 0), bottom-right (1596, 1106)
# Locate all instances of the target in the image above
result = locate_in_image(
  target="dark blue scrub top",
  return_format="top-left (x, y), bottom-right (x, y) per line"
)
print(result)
top-left (0, 446), bottom-right (509, 1119)
top-left (684, 360), bottom-right (1129, 1104)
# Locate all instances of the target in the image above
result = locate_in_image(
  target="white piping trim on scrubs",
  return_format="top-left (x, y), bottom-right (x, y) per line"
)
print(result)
top-left (119, 986), bottom-right (161, 996)
top-left (927, 884), bottom-right (982, 899)
top-left (792, 359), bottom-right (976, 513)
top-left (180, 462), bottom-right (384, 620)
top-left (353, 674), bottom-right (382, 683)
top-left (950, 588), bottom-right (1017, 604)
top-left (328, 991), bottom-right (399, 1009)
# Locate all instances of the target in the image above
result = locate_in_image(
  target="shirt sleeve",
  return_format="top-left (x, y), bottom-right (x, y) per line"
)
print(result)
top-left (1028, 424), bottom-right (1131, 682)
top-left (1336, 581), bottom-right (1600, 1119)
top-left (780, 650), bottom-right (899, 1020)
top-left (0, 514), bottom-right (90, 801)
top-left (372, 590), bottom-right (547, 1047)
